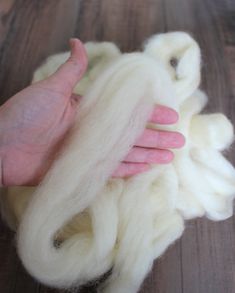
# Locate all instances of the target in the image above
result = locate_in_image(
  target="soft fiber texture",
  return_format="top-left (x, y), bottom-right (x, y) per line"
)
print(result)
top-left (1, 32), bottom-right (235, 293)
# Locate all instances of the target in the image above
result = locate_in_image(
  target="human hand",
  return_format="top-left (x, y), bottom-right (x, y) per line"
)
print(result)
top-left (0, 39), bottom-right (87, 186)
top-left (0, 38), bottom-right (184, 186)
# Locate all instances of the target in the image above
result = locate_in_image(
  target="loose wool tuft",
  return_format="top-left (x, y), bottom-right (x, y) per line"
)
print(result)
top-left (1, 32), bottom-right (235, 293)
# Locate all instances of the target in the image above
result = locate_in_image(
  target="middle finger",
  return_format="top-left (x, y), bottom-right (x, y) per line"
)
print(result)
top-left (135, 128), bottom-right (185, 149)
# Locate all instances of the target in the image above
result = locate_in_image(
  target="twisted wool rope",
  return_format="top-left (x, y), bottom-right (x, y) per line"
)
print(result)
top-left (1, 32), bottom-right (235, 293)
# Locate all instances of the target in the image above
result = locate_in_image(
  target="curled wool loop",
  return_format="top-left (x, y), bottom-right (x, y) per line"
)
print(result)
top-left (1, 32), bottom-right (235, 293)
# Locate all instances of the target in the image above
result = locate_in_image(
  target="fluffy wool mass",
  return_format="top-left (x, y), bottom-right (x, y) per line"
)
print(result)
top-left (1, 32), bottom-right (235, 293)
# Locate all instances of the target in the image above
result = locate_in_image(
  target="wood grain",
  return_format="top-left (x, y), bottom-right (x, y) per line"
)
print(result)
top-left (0, 0), bottom-right (234, 292)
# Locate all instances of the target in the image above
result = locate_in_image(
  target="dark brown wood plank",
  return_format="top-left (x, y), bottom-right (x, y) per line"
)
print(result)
top-left (0, 0), bottom-right (80, 103)
top-left (0, 0), bottom-right (234, 292)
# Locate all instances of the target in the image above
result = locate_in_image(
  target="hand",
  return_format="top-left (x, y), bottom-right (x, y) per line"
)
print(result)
top-left (112, 105), bottom-right (185, 177)
top-left (0, 38), bottom-right (184, 186)
top-left (0, 39), bottom-right (87, 186)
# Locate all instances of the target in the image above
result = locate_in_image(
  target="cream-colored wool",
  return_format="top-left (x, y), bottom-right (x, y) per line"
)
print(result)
top-left (1, 32), bottom-right (235, 293)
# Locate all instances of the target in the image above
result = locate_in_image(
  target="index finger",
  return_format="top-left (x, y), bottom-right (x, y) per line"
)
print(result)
top-left (149, 105), bottom-right (179, 124)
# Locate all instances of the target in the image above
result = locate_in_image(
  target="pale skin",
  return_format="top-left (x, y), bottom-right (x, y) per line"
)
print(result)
top-left (0, 39), bottom-right (185, 186)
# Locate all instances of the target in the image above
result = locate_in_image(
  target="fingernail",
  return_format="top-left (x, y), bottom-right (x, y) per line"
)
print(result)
top-left (69, 38), bottom-right (76, 50)
top-left (173, 133), bottom-right (185, 147)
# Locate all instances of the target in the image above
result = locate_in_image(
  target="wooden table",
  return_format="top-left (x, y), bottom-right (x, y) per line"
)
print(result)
top-left (0, 0), bottom-right (234, 292)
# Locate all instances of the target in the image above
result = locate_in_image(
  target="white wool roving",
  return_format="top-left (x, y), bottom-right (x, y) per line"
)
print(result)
top-left (1, 32), bottom-right (235, 293)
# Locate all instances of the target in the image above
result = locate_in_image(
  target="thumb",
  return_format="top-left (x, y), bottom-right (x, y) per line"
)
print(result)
top-left (46, 39), bottom-right (88, 95)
